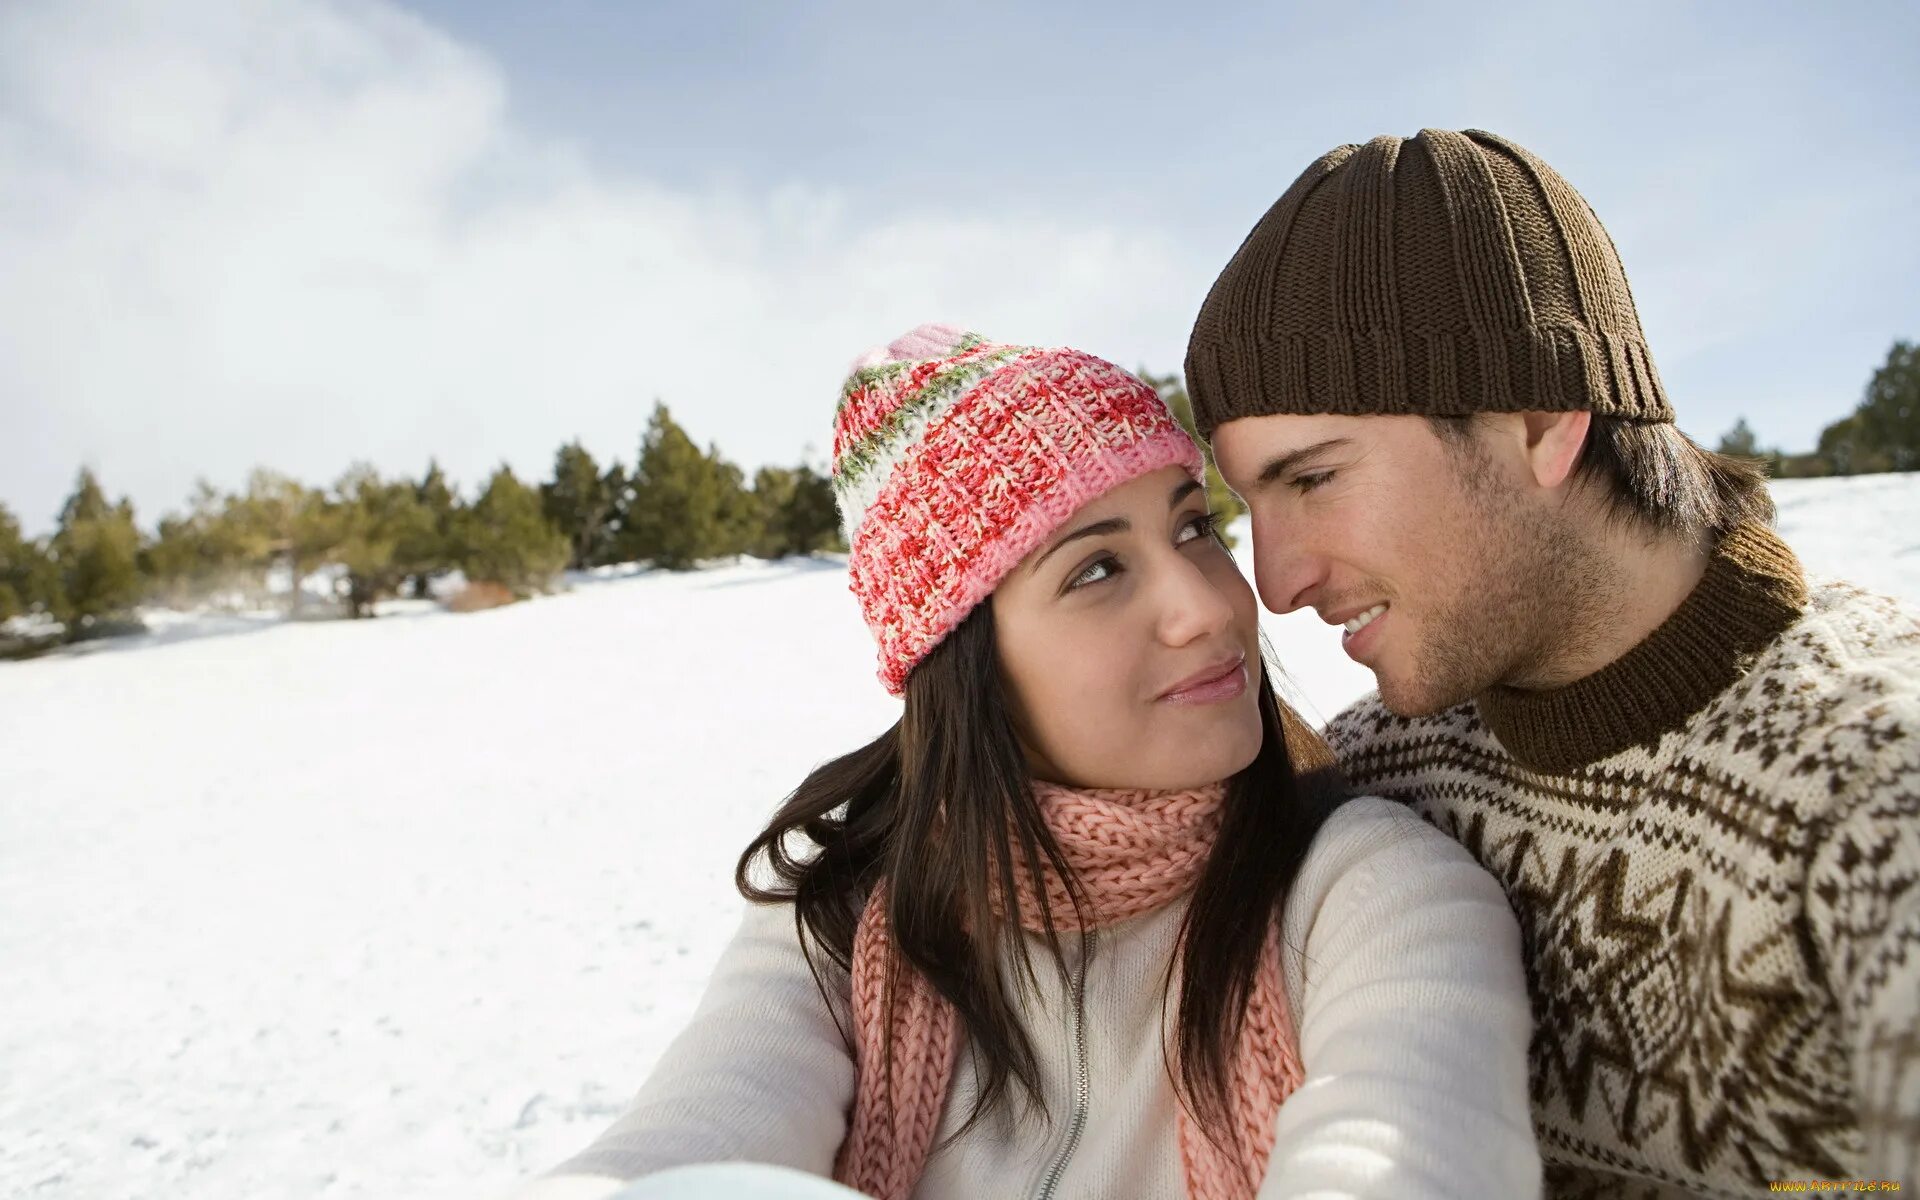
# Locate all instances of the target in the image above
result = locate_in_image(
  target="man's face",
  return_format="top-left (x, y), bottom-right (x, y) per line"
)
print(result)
top-left (1212, 412), bottom-right (1578, 716)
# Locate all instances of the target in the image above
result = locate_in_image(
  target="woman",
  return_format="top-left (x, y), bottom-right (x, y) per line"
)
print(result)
top-left (513, 326), bottom-right (1539, 1199)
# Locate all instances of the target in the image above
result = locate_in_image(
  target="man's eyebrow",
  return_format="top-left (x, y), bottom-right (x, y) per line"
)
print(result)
top-left (1255, 438), bottom-right (1352, 488)
top-left (1030, 517), bottom-right (1128, 574)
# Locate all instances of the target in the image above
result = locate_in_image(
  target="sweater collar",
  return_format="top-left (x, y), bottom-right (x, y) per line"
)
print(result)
top-left (1475, 522), bottom-right (1808, 775)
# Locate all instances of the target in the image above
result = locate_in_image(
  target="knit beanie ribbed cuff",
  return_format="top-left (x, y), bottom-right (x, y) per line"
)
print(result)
top-left (1187, 323), bottom-right (1672, 438)
top-left (853, 423), bottom-right (1198, 696)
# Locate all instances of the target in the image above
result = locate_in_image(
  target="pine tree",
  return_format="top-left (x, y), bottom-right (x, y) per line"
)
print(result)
top-left (48, 468), bottom-right (144, 633)
top-left (711, 451), bottom-right (758, 559)
top-left (1713, 417), bottom-right (1783, 477)
top-left (1857, 339), bottom-right (1919, 472)
top-left (334, 465), bottom-right (433, 618)
top-left (144, 512), bottom-right (203, 606)
top-left (1138, 370), bottom-right (1247, 547)
top-left (790, 465), bottom-right (844, 554)
top-left (0, 506), bottom-right (23, 621)
top-left (542, 441), bottom-right (622, 569)
top-left (595, 462), bottom-right (629, 566)
top-left (236, 469), bottom-right (344, 616)
top-left (403, 460), bottom-right (460, 597)
top-left (1716, 418), bottom-right (1760, 458)
top-left (0, 503), bottom-right (54, 621)
top-left (57, 468), bottom-right (113, 527)
top-left (0, 504), bottom-right (60, 656)
top-left (749, 466), bottom-right (798, 559)
top-left (143, 480), bottom-right (264, 606)
top-left (456, 466), bottom-right (568, 597)
top-left (751, 464), bottom-right (843, 559)
top-left (1815, 413), bottom-right (1890, 476)
top-left (620, 403), bottom-right (734, 570)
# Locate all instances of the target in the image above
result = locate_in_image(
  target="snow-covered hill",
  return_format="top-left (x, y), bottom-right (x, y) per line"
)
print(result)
top-left (3, 475), bottom-right (1916, 1200)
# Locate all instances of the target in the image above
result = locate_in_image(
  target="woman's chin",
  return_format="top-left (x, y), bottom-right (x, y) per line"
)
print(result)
top-left (1045, 700), bottom-right (1266, 791)
top-left (1130, 718), bottom-right (1264, 791)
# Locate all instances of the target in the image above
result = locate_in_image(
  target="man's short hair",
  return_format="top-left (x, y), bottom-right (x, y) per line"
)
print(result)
top-left (1428, 415), bottom-right (1775, 539)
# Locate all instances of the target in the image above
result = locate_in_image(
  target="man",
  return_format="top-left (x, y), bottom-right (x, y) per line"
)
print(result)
top-left (1186, 128), bottom-right (1919, 1197)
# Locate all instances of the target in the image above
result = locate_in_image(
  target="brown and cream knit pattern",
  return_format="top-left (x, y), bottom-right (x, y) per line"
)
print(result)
top-left (1185, 128), bottom-right (1674, 439)
top-left (1324, 528), bottom-right (1920, 1198)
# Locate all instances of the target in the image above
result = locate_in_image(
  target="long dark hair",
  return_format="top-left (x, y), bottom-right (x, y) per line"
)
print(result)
top-left (736, 599), bottom-right (1341, 1139)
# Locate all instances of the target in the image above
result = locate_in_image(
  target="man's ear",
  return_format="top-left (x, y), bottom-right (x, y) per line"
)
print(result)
top-left (1519, 410), bottom-right (1590, 490)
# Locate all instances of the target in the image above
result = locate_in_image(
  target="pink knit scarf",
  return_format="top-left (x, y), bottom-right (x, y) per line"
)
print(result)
top-left (832, 780), bottom-right (1305, 1200)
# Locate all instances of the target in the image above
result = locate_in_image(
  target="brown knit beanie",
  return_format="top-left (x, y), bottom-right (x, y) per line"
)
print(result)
top-left (1185, 128), bottom-right (1674, 439)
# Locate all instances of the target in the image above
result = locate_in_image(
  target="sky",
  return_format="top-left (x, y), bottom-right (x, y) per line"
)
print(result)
top-left (2, 0), bottom-right (1916, 534)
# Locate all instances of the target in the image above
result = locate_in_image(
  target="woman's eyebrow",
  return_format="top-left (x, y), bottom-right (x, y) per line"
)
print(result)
top-left (1030, 517), bottom-right (1128, 573)
top-left (1030, 480), bottom-right (1206, 574)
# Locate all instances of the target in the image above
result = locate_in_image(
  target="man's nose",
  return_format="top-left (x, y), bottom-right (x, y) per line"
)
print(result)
top-left (1250, 512), bottom-right (1324, 615)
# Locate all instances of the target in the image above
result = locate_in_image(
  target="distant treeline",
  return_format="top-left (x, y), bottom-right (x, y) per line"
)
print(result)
top-left (2, 340), bottom-right (1910, 649)
top-left (1716, 340), bottom-right (1918, 477)
top-left (0, 402), bottom-right (840, 645)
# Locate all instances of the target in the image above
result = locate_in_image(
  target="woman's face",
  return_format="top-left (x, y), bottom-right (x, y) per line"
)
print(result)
top-left (992, 465), bottom-right (1265, 790)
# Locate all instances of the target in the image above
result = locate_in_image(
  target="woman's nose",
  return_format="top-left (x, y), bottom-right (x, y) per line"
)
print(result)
top-left (1154, 554), bottom-right (1235, 646)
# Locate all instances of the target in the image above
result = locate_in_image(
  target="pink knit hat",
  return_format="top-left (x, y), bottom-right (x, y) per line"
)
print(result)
top-left (833, 323), bottom-right (1204, 695)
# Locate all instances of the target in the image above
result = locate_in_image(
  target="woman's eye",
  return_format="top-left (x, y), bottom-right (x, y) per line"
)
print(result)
top-left (1175, 511), bottom-right (1220, 545)
top-left (1067, 556), bottom-right (1117, 591)
top-left (1293, 470), bottom-right (1336, 494)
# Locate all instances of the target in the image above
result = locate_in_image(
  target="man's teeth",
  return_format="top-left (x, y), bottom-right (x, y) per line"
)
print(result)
top-left (1342, 604), bottom-right (1388, 635)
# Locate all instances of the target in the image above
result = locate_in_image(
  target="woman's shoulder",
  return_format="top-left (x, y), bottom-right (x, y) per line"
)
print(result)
top-left (1311, 793), bottom-right (1454, 859)
top-left (1285, 794), bottom-right (1493, 924)
top-left (1279, 794), bottom-right (1520, 1011)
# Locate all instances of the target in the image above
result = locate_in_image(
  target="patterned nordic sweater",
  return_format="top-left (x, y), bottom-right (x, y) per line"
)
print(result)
top-left (1323, 523), bottom-right (1920, 1198)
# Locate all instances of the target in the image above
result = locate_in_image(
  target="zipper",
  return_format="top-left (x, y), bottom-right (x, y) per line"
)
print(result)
top-left (1031, 928), bottom-right (1097, 1200)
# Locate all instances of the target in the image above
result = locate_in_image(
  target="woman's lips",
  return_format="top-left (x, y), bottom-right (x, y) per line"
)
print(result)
top-left (1158, 654), bottom-right (1248, 705)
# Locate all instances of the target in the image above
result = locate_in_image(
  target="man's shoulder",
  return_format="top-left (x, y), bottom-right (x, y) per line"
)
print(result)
top-left (1679, 578), bottom-right (1920, 820)
top-left (1723, 577), bottom-right (1920, 744)
top-left (1319, 692), bottom-right (1485, 761)
top-left (1795, 576), bottom-right (1920, 659)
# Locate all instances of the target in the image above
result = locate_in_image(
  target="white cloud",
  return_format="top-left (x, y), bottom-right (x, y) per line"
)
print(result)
top-left (0, 0), bottom-right (1202, 532)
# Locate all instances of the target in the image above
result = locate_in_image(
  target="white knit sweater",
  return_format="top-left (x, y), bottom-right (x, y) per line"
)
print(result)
top-left (509, 797), bottom-right (1541, 1199)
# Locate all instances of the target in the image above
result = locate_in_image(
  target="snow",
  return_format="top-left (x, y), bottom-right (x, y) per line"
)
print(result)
top-left (1770, 473), bottom-right (1920, 601)
top-left (3, 476), bottom-right (1917, 1200)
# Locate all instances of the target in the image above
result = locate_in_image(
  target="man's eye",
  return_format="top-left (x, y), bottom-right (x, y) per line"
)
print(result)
top-left (1293, 470), bottom-right (1336, 493)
